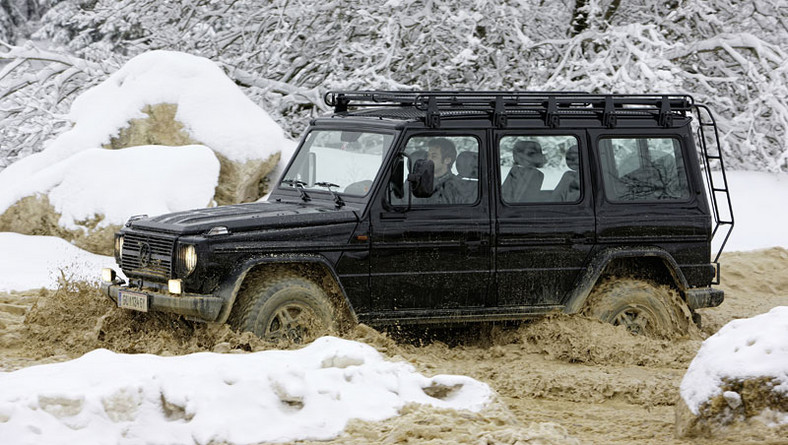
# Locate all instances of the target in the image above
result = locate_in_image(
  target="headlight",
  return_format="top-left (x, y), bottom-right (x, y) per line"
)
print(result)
top-left (114, 234), bottom-right (124, 262)
top-left (177, 244), bottom-right (197, 276)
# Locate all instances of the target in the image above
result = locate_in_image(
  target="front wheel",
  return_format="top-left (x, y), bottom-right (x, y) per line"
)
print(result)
top-left (230, 273), bottom-right (336, 344)
top-left (584, 278), bottom-right (692, 339)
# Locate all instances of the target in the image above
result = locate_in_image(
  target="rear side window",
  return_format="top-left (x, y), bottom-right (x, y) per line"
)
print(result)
top-left (598, 137), bottom-right (690, 202)
top-left (498, 135), bottom-right (581, 204)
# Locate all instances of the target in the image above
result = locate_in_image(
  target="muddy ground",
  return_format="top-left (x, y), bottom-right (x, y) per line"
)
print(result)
top-left (1, 249), bottom-right (787, 444)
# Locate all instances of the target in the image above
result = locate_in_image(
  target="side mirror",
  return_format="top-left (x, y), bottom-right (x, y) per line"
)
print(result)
top-left (390, 157), bottom-right (405, 199)
top-left (408, 159), bottom-right (435, 198)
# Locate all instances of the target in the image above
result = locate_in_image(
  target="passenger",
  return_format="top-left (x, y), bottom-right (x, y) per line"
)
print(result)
top-left (501, 140), bottom-right (545, 202)
top-left (552, 145), bottom-right (580, 202)
top-left (455, 151), bottom-right (479, 203)
top-left (425, 138), bottom-right (462, 204)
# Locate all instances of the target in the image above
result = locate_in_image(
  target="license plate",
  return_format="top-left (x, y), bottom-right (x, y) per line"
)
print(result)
top-left (118, 291), bottom-right (149, 312)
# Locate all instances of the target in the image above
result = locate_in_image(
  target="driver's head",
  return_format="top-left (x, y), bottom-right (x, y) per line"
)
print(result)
top-left (427, 138), bottom-right (457, 177)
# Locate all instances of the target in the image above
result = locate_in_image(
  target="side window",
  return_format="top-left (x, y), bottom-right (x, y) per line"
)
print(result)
top-left (598, 137), bottom-right (690, 201)
top-left (390, 136), bottom-right (480, 206)
top-left (499, 135), bottom-right (581, 204)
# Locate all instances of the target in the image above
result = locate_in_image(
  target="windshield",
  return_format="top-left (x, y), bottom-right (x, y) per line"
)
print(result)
top-left (280, 129), bottom-right (394, 196)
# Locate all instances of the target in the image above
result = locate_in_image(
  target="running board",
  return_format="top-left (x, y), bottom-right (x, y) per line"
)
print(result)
top-left (358, 305), bottom-right (564, 327)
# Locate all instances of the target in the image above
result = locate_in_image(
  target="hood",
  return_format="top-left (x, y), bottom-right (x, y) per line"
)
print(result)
top-left (125, 200), bottom-right (360, 235)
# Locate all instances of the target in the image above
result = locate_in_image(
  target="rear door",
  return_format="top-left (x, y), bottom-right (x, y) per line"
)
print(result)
top-left (494, 131), bottom-right (596, 307)
top-left (590, 128), bottom-right (712, 281)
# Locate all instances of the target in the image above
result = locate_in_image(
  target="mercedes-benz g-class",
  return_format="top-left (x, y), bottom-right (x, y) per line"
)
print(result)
top-left (101, 91), bottom-right (734, 342)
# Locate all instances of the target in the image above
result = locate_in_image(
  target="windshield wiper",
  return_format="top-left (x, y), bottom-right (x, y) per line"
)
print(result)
top-left (281, 179), bottom-right (311, 202)
top-left (315, 182), bottom-right (345, 208)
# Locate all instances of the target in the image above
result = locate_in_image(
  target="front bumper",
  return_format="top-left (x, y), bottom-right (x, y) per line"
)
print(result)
top-left (100, 280), bottom-right (225, 322)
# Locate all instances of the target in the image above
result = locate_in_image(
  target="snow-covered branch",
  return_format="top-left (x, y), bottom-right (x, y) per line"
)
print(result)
top-left (1, 0), bottom-right (787, 172)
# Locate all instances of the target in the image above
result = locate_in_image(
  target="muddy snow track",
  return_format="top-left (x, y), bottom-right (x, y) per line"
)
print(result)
top-left (2, 249), bottom-right (787, 444)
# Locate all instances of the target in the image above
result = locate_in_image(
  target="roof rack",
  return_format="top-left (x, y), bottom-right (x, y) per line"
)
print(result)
top-left (324, 90), bottom-right (694, 129)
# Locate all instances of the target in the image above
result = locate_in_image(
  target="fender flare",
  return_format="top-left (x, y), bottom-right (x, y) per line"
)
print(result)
top-left (212, 254), bottom-right (359, 325)
top-left (562, 246), bottom-right (689, 314)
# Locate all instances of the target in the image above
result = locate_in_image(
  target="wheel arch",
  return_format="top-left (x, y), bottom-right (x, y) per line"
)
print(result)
top-left (563, 247), bottom-right (690, 314)
top-left (213, 254), bottom-right (358, 326)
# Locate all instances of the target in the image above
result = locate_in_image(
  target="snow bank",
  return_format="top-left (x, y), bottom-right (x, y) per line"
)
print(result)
top-left (680, 306), bottom-right (788, 419)
top-left (0, 337), bottom-right (492, 445)
top-left (721, 170), bottom-right (788, 251)
top-left (0, 233), bottom-right (122, 292)
top-left (0, 145), bottom-right (220, 229)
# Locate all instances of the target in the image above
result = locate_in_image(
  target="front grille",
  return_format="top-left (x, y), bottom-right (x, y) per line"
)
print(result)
top-left (120, 232), bottom-right (176, 280)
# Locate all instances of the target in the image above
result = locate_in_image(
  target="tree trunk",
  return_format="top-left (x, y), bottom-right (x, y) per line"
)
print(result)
top-left (571, 0), bottom-right (589, 36)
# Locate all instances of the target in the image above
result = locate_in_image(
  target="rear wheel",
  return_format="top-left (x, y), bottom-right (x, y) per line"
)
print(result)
top-left (230, 273), bottom-right (335, 344)
top-left (584, 278), bottom-right (692, 338)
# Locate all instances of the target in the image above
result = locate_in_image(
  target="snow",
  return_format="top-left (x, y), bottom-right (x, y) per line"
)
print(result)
top-left (0, 233), bottom-right (121, 292)
top-left (719, 170), bottom-right (788, 251)
top-left (0, 145), bottom-right (220, 229)
top-left (679, 306), bottom-right (788, 421)
top-left (0, 337), bottom-right (492, 445)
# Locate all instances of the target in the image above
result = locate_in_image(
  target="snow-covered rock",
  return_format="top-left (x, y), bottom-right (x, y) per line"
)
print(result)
top-left (0, 50), bottom-right (294, 254)
top-left (0, 145), bottom-right (219, 230)
top-left (48, 49), bottom-right (289, 165)
top-left (676, 306), bottom-right (788, 437)
top-left (0, 144), bottom-right (220, 255)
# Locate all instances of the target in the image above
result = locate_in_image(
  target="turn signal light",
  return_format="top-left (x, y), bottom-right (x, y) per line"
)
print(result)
top-left (101, 268), bottom-right (116, 283)
top-left (168, 279), bottom-right (183, 295)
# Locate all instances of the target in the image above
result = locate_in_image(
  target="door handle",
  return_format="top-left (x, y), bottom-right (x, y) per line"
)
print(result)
top-left (462, 239), bottom-right (490, 252)
top-left (379, 212), bottom-right (406, 221)
top-left (569, 234), bottom-right (592, 244)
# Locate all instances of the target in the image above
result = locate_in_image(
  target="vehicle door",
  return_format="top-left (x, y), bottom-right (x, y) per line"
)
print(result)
top-left (494, 131), bottom-right (596, 307)
top-left (590, 129), bottom-right (712, 282)
top-left (369, 131), bottom-right (492, 312)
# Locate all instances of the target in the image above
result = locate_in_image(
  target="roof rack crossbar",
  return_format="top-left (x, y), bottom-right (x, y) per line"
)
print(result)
top-left (659, 95), bottom-right (673, 128)
top-left (493, 96), bottom-right (507, 128)
top-left (544, 96), bottom-right (559, 128)
top-left (603, 96), bottom-right (617, 128)
top-left (425, 96), bottom-right (440, 128)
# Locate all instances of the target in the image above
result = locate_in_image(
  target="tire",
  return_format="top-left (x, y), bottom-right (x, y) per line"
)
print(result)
top-left (584, 278), bottom-right (692, 339)
top-left (230, 273), bottom-right (336, 343)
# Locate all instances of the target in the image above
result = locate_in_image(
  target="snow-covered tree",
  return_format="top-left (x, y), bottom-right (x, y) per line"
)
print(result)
top-left (0, 0), bottom-right (50, 43)
top-left (1, 0), bottom-right (787, 171)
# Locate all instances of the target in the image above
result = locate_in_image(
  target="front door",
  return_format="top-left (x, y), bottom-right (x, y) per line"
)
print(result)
top-left (369, 131), bottom-right (492, 314)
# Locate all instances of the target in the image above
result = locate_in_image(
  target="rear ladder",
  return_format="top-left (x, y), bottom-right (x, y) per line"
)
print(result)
top-left (693, 104), bottom-right (734, 284)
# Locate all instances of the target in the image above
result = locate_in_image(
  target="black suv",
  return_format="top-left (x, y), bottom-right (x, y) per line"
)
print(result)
top-left (101, 91), bottom-right (734, 341)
